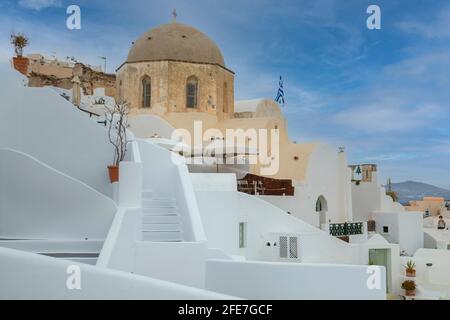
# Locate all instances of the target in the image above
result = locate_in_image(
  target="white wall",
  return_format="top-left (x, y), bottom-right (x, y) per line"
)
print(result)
top-left (193, 173), bottom-right (362, 264)
top-left (259, 145), bottom-right (351, 227)
top-left (0, 149), bottom-right (116, 240)
top-left (97, 207), bottom-right (207, 289)
top-left (398, 212), bottom-right (424, 256)
top-left (423, 226), bottom-right (450, 250)
top-left (352, 177), bottom-right (382, 222)
top-left (401, 250), bottom-right (450, 297)
top-left (0, 65), bottom-right (114, 196)
top-left (373, 211), bottom-right (423, 256)
top-left (0, 247), bottom-right (235, 299)
top-left (129, 114), bottom-right (175, 139)
top-left (206, 259), bottom-right (386, 300)
top-left (373, 212), bottom-right (400, 244)
top-left (352, 173), bottom-right (404, 222)
top-left (134, 241), bottom-right (207, 288)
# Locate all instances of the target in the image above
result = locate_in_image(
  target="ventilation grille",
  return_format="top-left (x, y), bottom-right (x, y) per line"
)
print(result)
top-left (279, 235), bottom-right (299, 260)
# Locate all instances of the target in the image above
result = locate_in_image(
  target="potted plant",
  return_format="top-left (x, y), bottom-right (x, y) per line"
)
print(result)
top-left (404, 260), bottom-right (416, 277)
top-left (10, 32), bottom-right (29, 75)
top-left (105, 101), bottom-right (129, 183)
top-left (401, 280), bottom-right (416, 296)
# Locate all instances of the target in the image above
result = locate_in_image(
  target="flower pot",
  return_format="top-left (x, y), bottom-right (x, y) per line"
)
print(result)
top-left (107, 165), bottom-right (119, 183)
top-left (405, 289), bottom-right (416, 296)
top-left (406, 269), bottom-right (416, 277)
top-left (12, 56), bottom-right (29, 75)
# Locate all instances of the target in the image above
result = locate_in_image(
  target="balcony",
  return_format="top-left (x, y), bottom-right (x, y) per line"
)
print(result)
top-left (237, 173), bottom-right (294, 196)
top-left (328, 222), bottom-right (364, 237)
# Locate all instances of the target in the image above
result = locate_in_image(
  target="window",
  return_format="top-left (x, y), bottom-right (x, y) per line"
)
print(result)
top-left (239, 222), bottom-right (247, 248)
top-left (383, 226), bottom-right (389, 233)
top-left (142, 76), bottom-right (151, 108)
top-left (279, 235), bottom-right (299, 259)
top-left (186, 76), bottom-right (198, 108)
top-left (223, 82), bottom-right (228, 113)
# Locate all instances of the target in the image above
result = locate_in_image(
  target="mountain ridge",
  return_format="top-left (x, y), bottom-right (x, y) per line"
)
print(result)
top-left (389, 181), bottom-right (450, 204)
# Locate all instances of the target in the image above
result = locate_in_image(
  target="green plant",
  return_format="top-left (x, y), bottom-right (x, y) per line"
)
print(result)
top-left (404, 260), bottom-right (416, 272)
top-left (386, 191), bottom-right (399, 202)
top-left (401, 280), bottom-right (416, 291)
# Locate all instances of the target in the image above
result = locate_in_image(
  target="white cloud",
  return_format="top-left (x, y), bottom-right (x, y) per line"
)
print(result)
top-left (396, 6), bottom-right (450, 39)
top-left (360, 153), bottom-right (418, 162)
top-left (333, 102), bottom-right (441, 133)
top-left (18, 0), bottom-right (61, 11)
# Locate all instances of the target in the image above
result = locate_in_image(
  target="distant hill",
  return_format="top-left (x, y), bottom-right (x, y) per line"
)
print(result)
top-left (389, 181), bottom-right (450, 204)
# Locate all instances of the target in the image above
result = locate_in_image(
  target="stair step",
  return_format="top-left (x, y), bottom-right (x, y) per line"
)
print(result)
top-left (141, 190), bottom-right (154, 199)
top-left (142, 207), bottom-right (178, 215)
top-left (142, 223), bottom-right (182, 232)
top-left (142, 231), bottom-right (183, 242)
top-left (142, 199), bottom-right (176, 208)
top-left (142, 215), bottom-right (181, 224)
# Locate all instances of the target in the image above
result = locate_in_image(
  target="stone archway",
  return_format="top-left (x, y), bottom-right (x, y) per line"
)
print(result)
top-left (315, 195), bottom-right (328, 228)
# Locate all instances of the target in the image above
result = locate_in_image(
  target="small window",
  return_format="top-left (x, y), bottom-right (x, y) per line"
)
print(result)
top-left (223, 82), bottom-right (228, 113)
top-left (239, 222), bottom-right (247, 248)
top-left (383, 226), bottom-right (389, 233)
top-left (186, 76), bottom-right (198, 108)
top-left (142, 76), bottom-right (151, 108)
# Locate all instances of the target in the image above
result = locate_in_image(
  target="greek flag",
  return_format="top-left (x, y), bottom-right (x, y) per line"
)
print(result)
top-left (275, 76), bottom-right (285, 106)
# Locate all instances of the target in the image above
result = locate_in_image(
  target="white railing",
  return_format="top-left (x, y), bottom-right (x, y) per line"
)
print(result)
top-left (118, 140), bottom-right (143, 207)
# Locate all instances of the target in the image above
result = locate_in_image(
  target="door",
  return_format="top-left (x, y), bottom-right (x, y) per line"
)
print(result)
top-left (369, 248), bottom-right (391, 293)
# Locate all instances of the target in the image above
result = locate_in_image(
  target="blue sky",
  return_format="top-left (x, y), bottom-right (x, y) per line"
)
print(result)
top-left (1, 0), bottom-right (450, 189)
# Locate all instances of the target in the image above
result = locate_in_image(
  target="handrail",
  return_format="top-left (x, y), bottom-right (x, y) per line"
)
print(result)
top-left (77, 106), bottom-right (101, 118)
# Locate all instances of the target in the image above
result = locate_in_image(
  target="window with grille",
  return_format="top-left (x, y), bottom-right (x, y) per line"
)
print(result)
top-left (279, 235), bottom-right (298, 259)
top-left (186, 76), bottom-right (198, 108)
top-left (239, 222), bottom-right (246, 248)
top-left (142, 77), bottom-right (151, 108)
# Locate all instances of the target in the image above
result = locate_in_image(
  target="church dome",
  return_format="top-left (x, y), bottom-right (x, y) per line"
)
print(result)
top-left (126, 22), bottom-right (225, 68)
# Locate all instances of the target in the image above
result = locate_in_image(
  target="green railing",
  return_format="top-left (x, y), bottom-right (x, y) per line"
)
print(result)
top-left (329, 222), bottom-right (364, 237)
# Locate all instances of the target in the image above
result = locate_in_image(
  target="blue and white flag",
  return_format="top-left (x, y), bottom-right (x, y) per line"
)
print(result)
top-left (275, 76), bottom-right (285, 106)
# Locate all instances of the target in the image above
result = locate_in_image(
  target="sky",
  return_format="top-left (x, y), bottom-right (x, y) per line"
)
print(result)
top-left (1, 0), bottom-right (449, 189)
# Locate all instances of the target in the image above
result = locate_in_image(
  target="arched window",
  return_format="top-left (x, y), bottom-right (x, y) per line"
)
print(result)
top-left (315, 195), bottom-right (328, 228)
top-left (223, 82), bottom-right (228, 113)
top-left (186, 76), bottom-right (198, 108)
top-left (142, 76), bottom-right (151, 108)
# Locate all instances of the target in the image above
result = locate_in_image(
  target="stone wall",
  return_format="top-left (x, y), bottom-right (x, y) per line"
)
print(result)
top-left (24, 60), bottom-right (116, 98)
top-left (117, 60), bottom-right (234, 119)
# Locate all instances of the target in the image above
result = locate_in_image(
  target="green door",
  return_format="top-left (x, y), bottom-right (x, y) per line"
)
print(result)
top-left (369, 249), bottom-right (391, 293)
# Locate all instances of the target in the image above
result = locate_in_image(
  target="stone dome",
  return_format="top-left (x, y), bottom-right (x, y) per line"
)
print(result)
top-left (126, 22), bottom-right (225, 68)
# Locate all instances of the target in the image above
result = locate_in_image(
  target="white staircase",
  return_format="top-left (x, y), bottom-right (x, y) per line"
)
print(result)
top-left (141, 190), bottom-right (184, 242)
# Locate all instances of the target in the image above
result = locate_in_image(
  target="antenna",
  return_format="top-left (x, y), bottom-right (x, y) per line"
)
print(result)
top-left (172, 8), bottom-right (177, 22)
